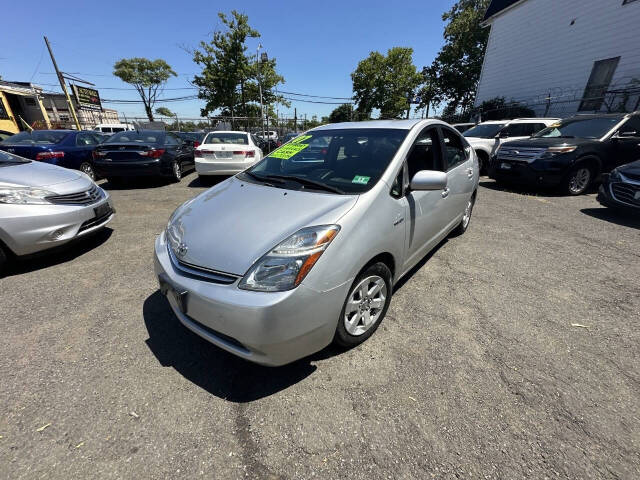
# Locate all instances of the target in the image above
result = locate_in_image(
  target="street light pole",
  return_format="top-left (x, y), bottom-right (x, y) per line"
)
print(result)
top-left (257, 44), bottom-right (264, 137)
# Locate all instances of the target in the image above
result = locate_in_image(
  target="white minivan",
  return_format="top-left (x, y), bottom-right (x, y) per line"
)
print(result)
top-left (93, 123), bottom-right (135, 135)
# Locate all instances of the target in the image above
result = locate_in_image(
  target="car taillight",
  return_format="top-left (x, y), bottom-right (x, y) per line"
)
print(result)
top-left (140, 148), bottom-right (165, 158)
top-left (276, 141), bottom-right (282, 147)
top-left (233, 151), bottom-right (255, 158)
top-left (36, 151), bottom-right (65, 160)
top-left (194, 150), bottom-right (203, 158)
top-left (193, 141), bottom-right (200, 148)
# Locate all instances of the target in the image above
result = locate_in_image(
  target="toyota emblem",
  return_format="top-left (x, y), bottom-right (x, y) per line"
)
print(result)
top-left (176, 242), bottom-right (188, 257)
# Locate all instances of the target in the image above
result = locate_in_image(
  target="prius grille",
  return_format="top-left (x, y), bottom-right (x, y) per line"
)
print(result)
top-left (46, 184), bottom-right (103, 206)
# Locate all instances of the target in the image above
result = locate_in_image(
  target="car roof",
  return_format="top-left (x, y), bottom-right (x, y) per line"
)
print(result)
top-left (206, 130), bottom-right (249, 134)
top-left (312, 119), bottom-right (446, 131)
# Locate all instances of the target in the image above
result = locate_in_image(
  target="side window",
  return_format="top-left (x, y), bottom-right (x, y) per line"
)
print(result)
top-left (533, 123), bottom-right (548, 134)
top-left (164, 134), bottom-right (179, 146)
top-left (390, 163), bottom-right (406, 199)
top-left (76, 133), bottom-right (97, 146)
top-left (441, 128), bottom-right (467, 171)
top-left (406, 128), bottom-right (442, 181)
top-left (619, 117), bottom-right (640, 136)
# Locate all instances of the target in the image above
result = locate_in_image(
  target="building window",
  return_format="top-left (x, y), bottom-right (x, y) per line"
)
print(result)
top-left (579, 57), bottom-right (620, 112)
top-left (24, 97), bottom-right (36, 106)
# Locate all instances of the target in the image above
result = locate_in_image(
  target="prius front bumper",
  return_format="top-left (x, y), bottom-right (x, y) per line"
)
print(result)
top-left (153, 231), bottom-right (349, 366)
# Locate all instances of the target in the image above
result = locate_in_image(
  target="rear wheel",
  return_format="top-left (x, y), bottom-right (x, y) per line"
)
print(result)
top-left (452, 193), bottom-right (476, 236)
top-left (79, 162), bottom-right (96, 180)
top-left (171, 161), bottom-right (182, 182)
top-left (334, 262), bottom-right (392, 347)
top-left (563, 163), bottom-right (592, 195)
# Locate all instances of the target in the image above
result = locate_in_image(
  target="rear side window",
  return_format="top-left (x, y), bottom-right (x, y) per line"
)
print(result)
top-left (164, 134), bottom-right (179, 146)
top-left (76, 133), bottom-right (98, 146)
top-left (112, 127), bottom-right (125, 133)
top-left (619, 116), bottom-right (640, 136)
top-left (503, 123), bottom-right (538, 137)
top-left (441, 128), bottom-right (467, 170)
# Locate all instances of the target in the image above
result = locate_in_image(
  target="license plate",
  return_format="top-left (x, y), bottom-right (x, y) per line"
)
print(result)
top-left (500, 162), bottom-right (512, 170)
top-left (158, 275), bottom-right (188, 314)
top-left (215, 151), bottom-right (232, 159)
top-left (94, 202), bottom-right (112, 218)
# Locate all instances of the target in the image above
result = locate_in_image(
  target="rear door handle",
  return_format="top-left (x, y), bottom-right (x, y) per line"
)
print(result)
top-left (442, 187), bottom-right (450, 198)
top-left (467, 168), bottom-right (474, 178)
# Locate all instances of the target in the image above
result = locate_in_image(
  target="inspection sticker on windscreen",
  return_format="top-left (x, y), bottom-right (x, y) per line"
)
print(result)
top-left (268, 143), bottom-right (309, 159)
top-left (352, 175), bottom-right (370, 185)
top-left (290, 135), bottom-right (312, 144)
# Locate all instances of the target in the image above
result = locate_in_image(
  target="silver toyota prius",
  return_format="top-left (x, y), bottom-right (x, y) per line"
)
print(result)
top-left (0, 150), bottom-right (114, 272)
top-left (155, 120), bottom-right (479, 366)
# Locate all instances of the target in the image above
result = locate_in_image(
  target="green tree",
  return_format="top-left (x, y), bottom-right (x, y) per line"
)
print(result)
top-left (351, 47), bottom-right (422, 119)
top-left (113, 58), bottom-right (177, 122)
top-left (192, 11), bottom-right (287, 128)
top-left (328, 104), bottom-right (353, 123)
top-left (429, 0), bottom-right (490, 116)
top-left (155, 107), bottom-right (175, 118)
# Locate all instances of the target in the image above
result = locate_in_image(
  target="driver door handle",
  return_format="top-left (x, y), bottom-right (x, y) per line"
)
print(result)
top-left (442, 187), bottom-right (450, 198)
top-left (467, 168), bottom-right (474, 178)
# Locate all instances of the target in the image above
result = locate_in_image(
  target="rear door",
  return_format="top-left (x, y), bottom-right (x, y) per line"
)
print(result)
top-left (439, 126), bottom-right (475, 228)
top-left (67, 132), bottom-right (99, 168)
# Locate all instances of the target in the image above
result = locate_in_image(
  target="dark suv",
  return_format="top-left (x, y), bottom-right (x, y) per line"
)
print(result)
top-left (489, 113), bottom-right (640, 195)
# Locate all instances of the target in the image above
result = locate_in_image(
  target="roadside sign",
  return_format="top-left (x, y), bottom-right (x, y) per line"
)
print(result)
top-left (71, 84), bottom-right (102, 111)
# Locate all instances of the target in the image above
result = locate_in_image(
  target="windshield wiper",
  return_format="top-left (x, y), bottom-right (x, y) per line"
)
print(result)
top-left (261, 174), bottom-right (345, 194)
top-left (243, 171), bottom-right (286, 187)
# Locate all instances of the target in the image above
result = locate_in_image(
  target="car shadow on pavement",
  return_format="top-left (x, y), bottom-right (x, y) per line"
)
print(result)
top-left (143, 290), bottom-right (343, 402)
top-left (479, 179), bottom-right (598, 197)
top-left (393, 237), bottom-right (448, 293)
top-left (581, 207), bottom-right (640, 229)
top-left (5, 228), bottom-right (113, 277)
top-left (98, 172), bottom-right (196, 191)
top-left (187, 175), bottom-right (231, 189)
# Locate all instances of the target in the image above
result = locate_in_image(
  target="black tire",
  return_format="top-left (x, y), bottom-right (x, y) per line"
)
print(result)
top-left (476, 151), bottom-right (489, 175)
top-left (562, 162), bottom-right (593, 196)
top-left (171, 161), bottom-right (182, 182)
top-left (0, 243), bottom-right (7, 277)
top-left (452, 192), bottom-right (476, 236)
top-left (333, 262), bottom-right (393, 348)
top-left (106, 177), bottom-right (122, 186)
top-left (79, 162), bottom-right (96, 181)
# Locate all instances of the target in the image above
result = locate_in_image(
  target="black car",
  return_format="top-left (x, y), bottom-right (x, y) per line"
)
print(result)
top-left (490, 113), bottom-right (640, 195)
top-left (92, 130), bottom-right (195, 183)
top-left (173, 131), bottom-right (206, 148)
top-left (597, 160), bottom-right (640, 211)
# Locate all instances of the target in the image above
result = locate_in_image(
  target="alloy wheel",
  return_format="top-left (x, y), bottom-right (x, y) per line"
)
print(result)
top-left (462, 197), bottom-right (474, 229)
top-left (344, 275), bottom-right (387, 336)
top-left (80, 163), bottom-right (95, 181)
top-left (173, 162), bottom-right (182, 180)
top-left (568, 167), bottom-right (590, 194)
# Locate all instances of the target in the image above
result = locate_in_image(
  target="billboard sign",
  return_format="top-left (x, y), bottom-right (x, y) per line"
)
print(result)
top-left (71, 84), bottom-right (102, 111)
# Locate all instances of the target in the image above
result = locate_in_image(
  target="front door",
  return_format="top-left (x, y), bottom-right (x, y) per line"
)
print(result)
top-left (611, 116), bottom-right (640, 169)
top-left (402, 126), bottom-right (450, 270)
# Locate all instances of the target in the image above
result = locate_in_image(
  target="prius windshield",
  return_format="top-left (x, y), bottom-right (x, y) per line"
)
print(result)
top-left (243, 128), bottom-right (408, 194)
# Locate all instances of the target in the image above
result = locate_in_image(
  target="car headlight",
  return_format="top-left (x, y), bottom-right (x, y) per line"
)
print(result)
top-left (239, 225), bottom-right (340, 292)
top-left (541, 146), bottom-right (577, 158)
top-left (0, 186), bottom-right (55, 205)
top-left (609, 169), bottom-right (621, 182)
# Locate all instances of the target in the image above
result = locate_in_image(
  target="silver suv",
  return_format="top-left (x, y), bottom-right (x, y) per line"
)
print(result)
top-left (155, 120), bottom-right (479, 366)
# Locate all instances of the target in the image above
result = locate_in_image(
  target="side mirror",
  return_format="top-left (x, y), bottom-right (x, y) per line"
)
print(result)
top-left (410, 170), bottom-right (447, 191)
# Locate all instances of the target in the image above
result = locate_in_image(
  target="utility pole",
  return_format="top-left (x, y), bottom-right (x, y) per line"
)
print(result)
top-left (257, 44), bottom-right (265, 137)
top-left (44, 36), bottom-right (81, 130)
top-left (294, 108), bottom-right (297, 132)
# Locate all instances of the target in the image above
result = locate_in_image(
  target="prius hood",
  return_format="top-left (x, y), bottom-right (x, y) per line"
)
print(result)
top-left (167, 176), bottom-right (358, 275)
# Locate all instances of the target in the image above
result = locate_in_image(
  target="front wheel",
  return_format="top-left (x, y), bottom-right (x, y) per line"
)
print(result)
top-left (79, 162), bottom-right (96, 180)
top-left (333, 262), bottom-right (392, 347)
top-left (563, 164), bottom-right (592, 195)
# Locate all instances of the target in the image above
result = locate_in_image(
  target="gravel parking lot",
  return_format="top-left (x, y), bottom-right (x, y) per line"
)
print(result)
top-left (1, 173), bottom-right (639, 479)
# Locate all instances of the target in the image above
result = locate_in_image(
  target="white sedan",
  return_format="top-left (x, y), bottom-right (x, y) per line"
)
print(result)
top-left (195, 131), bottom-right (264, 176)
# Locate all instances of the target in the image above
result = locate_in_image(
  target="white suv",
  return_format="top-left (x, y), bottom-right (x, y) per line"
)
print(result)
top-left (463, 118), bottom-right (559, 173)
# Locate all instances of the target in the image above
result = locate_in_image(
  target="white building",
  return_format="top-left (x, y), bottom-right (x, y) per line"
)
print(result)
top-left (475, 0), bottom-right (640, 118)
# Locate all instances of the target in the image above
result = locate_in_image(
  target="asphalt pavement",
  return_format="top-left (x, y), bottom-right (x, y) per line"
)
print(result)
top-left (1, 173), bottom-right (639, 479)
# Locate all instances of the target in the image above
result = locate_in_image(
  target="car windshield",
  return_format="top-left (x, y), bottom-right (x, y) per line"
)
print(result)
top-left (204, 132), bottom-right (248, 145)
top-left (104, 131), bottom-right (162, 143)
top-left (0, 150), bottom-right (29, 165)
top-left (242, 128), bottom-right (408, 194)
top-left (533, 117), bottom-right (623, 139)
top-left (463, 123), bottom-right (505, 139)
top-left (1, 131), bottom-right (69, 145)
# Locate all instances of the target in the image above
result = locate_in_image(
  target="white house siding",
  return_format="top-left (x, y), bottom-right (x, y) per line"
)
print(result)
top-left (475, 0), bottom-right (640, 117)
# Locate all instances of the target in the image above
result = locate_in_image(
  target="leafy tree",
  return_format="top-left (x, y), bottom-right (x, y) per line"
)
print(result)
top-left (113, 58), bottom-right (177, 122)
top-left (428, 0), bottom-right (490, 116)
top-left (155, 107), bottom-right (175, 118)
top-left (352, 47), bottom-right (422, 119)
top-left (192, 11), bottom-right (287, 129)
top-left (328, 104), bottom-right (353, 123)
top-left (417, 65), bottom-right (441, 117)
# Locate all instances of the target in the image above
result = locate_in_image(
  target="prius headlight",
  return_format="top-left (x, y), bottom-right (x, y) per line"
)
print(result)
top-left (0, 186), bottom-right (55, 205)
top-left (239, 225), bottom-right (341, 292)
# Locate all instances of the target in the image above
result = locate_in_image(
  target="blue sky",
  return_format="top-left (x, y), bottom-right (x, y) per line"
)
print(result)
top-left (1, 0), bottom-right (455, 120)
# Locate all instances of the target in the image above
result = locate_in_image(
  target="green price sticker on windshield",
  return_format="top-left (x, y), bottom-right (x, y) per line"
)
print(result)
top-left (268, 143), bottom-right (309, 159)
top-left (352, 175), bottom-right (370, 185)
top-left (290, 135), bottom-right (312, 144)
